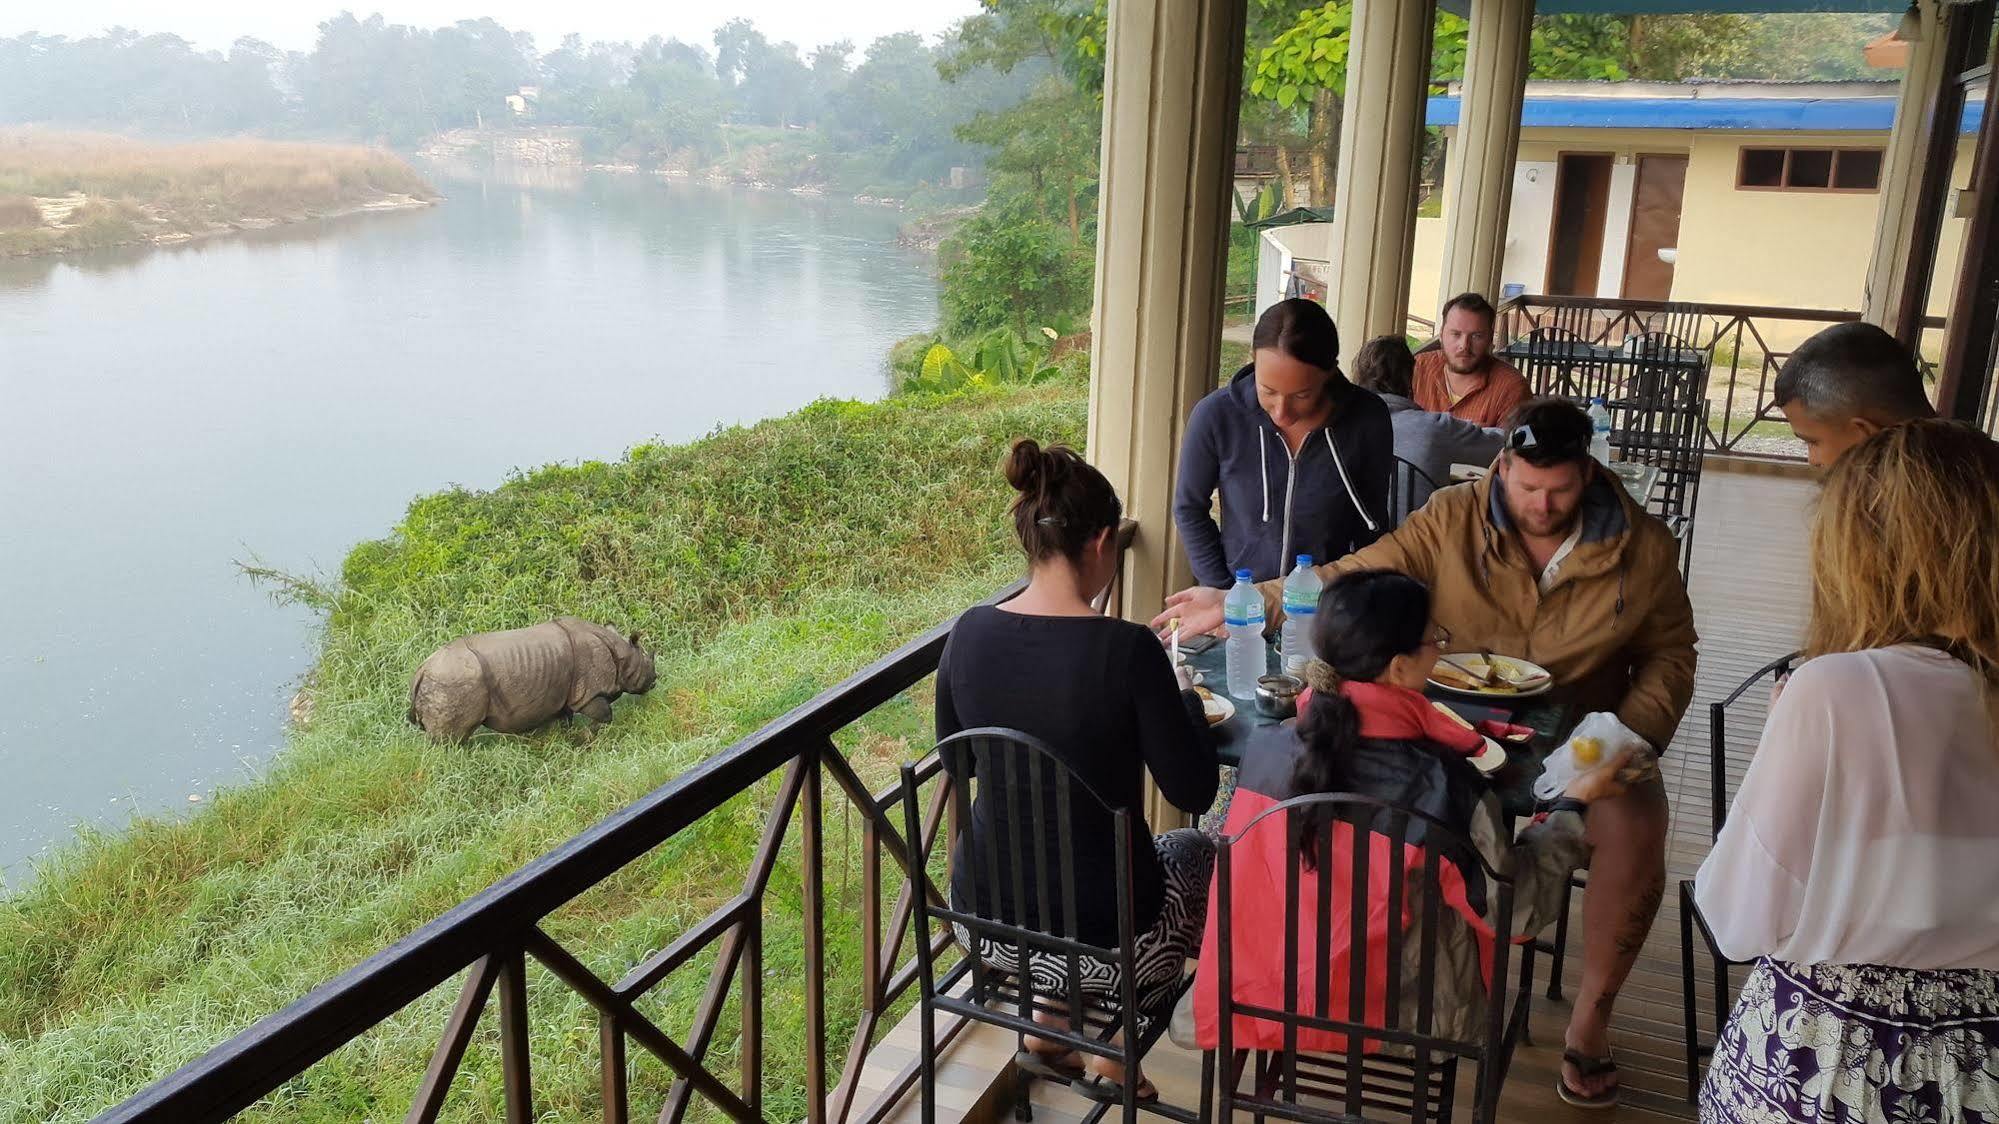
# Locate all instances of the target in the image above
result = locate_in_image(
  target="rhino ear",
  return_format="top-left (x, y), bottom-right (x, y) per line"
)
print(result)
top-left (628, 631), bottom-right (642, 648)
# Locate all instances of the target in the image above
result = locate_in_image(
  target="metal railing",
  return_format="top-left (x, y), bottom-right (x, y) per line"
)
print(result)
top-left (97, 528), bottom-right (1135, 1123)
top-left (1495, 295), bottom-right (1945, 458)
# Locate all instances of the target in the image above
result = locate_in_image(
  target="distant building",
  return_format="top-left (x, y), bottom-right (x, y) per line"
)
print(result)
top-left (1253, 79), bottom-right (1979, 344)
top-left (505, 86), bottom-right (540, 119)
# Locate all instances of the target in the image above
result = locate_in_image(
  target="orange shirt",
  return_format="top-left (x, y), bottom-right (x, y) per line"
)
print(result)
top-left (1412, 349), bottom-right (1530, 428)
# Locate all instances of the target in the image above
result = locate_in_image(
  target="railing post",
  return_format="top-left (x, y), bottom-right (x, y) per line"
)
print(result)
top-left (803, 739), bottom-right (829, 1124)
top-left (743, 912), bottom-right (764, 1116)
top-left (599, 1014), bottom-right (628, 1124)
top-left (498, 946), bottom-right (533, 1124)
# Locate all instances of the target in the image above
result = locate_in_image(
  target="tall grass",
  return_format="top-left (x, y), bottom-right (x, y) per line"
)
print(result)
top-left (0, 382), bottom-right (1087, 1122)
top-left (0, 129), bottom-right (437, 255)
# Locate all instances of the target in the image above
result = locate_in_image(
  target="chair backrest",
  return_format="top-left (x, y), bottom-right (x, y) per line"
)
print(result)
top-left (1705, 652), bottom-right (1802, 840)
top-left (1212, 792), bottom-right (1516, 1124)
top-left (903, 727), bottom-right (1139, 1022)
top-left (1390, 455), bottom-right (1441, 527)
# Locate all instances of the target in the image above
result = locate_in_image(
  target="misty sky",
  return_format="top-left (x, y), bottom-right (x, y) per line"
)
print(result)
top-left (2, 1), bottom-right (984, 55)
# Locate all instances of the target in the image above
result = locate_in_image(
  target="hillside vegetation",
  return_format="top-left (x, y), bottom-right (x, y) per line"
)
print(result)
top-left (0, 383), bottom-right (1086, 1122)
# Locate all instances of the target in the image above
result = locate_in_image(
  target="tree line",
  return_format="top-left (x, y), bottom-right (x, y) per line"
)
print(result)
top-left (0, 4), bottom-right (1892, 351)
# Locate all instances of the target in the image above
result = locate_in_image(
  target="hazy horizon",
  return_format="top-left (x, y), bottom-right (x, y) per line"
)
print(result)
top-left (0, 1), bottom-right (983, 56)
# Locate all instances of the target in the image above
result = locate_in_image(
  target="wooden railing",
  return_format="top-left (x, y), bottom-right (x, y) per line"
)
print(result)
top-left (96, 527), bottom-right (1136, 1124)
top-left (1496, 295), bottom-right (1946, 457)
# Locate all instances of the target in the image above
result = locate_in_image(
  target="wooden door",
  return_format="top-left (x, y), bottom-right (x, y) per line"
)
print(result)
top-left (1622, 154), bottom-right (1689, 302)
top-left (1546, 153), bottom-right (1613, 296)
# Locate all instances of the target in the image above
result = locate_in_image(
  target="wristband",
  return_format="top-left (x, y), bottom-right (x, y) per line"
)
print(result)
top-left (1544, 796), bottom-right (1589, 818)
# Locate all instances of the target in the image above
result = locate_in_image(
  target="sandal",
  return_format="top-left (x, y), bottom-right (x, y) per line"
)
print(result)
top-left (1075, 1071), bottom-right (1159, 1104)
top-left (1557, 1049), bottom-right (1621, 1109)
top-left (1014, 1047), bottom-right (1086, 1082)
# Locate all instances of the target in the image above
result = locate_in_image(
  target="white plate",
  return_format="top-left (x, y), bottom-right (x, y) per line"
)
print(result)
top-left (1426, 654), bottom-right (1554, 699)
top-left (1201, 694), bottom-right (1235, 726)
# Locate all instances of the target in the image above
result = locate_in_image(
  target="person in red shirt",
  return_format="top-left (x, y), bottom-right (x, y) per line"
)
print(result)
top-left (1413, 292), bottom-right (1530, 427)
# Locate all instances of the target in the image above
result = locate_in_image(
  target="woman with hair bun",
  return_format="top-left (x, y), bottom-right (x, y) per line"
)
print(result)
top-left (937, 439), bottom-right (1220, 1099)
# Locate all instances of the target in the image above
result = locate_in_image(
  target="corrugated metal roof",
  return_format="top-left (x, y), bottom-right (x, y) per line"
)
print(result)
top-left (1426, 94), bottom-right (1985, 133)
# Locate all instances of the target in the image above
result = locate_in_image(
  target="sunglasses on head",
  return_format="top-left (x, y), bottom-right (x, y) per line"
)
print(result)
top-left (1507, 423), bottom-right (1587, 459)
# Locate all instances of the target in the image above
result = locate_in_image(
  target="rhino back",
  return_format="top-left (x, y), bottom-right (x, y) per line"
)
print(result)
top-left (464, 622), bottom-right (575, 733)
top-left (554, 618), bottom-right (623, 707)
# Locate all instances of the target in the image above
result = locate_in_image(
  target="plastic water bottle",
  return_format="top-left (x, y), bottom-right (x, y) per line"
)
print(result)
top-left (1223, 569), bottom-right (1266, 700)
top-left (1588, 397), bottom-right (1613, 466)
top-left (1280, 556), bottom-right (1323, 677)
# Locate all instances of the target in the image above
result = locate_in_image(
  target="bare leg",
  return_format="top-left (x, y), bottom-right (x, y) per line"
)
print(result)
top-left (1565, 774), bottom-right (1668, 1099)
top-left (1023, 1004), bottom-right (1151, 1095)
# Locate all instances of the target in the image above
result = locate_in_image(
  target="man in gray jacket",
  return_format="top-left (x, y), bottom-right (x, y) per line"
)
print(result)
top-left (1350, 335), bottom-right (1505, 522)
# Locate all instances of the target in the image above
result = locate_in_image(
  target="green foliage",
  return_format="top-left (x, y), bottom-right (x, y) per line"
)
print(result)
top-left (940, 204), bottom-right (1094, 338)
top-left (0, 383), bottom-right (1089, 1121)
top-left (907, 326), bottom-right (1067, 393)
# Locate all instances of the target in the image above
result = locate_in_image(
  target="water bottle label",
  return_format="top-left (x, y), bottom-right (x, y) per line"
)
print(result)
top-left (1224, 612), bottom-right (1264, 627)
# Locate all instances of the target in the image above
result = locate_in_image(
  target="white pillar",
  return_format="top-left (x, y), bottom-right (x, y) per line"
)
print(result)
top-left (1863, 0), bottom-right (1959, 334)
top-left (1089, 0), bottom-right (1245, 827)
top-left (1326, 0), bottom-right (1439, 341)
top-left (1438, 0), bottom-right (1533, 309)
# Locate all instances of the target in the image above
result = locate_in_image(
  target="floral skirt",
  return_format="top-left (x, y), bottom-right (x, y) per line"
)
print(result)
top-left (955, 828), bottom-right (1213, 1016)
top-left (1700, 958), bottom-right (1999, 1124)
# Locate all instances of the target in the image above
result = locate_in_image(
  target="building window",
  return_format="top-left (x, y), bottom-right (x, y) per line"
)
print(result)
top-left (1736, 147), bottom-right (1884, 193)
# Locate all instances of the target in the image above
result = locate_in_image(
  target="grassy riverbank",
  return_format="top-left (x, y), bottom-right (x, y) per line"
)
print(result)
top-left (0, 382), bottom-right (1086, 1121)
top-left (0, 131), bottom-right (438, 257)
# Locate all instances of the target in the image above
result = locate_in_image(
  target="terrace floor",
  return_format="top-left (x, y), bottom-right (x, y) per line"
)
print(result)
top-left (859, 463), bottom-right (1818, 1124)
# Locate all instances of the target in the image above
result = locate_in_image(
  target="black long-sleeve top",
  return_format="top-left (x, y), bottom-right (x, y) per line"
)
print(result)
top-left (934, 605), bottom-right (1219, 945)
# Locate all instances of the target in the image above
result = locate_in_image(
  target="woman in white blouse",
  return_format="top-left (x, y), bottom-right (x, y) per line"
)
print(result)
top-left (1696, 420), bottom-right (1999, 1124)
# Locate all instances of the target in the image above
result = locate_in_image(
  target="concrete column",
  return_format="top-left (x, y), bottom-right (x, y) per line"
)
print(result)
top-left (1863, 0), bottom-right (1961, 339)
top-left (1326, 0), bottom-right (1439, 341)
top-left (1089, 0), bottom-right (1245, 828)
top-left (1438, 0), bottom-right (1534, 309)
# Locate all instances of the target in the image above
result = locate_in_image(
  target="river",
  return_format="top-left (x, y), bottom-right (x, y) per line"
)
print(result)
top-left (0, 164), bottom-right (939, 883)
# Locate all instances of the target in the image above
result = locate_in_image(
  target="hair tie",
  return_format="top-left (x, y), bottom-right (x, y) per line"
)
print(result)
top-left (1304, 659), bottom-right (1339, 694)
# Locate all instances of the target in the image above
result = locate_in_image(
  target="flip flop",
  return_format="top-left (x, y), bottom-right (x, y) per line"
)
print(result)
top-left (1557, 1049), bottom-right (1621, 1109)
top-left (1075, 1072), bottom-right (1158, 1104)
top-left (1014, 1047), bottom-right (1087, 1082)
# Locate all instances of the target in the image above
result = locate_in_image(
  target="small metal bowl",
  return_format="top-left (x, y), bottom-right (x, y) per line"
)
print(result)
top-left (1254, 674), bottom-right (1304, 719)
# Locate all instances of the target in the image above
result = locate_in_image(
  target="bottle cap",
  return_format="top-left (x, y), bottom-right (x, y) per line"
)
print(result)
top-left (1295, 554), bottom-right (1312, 567)
top-left (1235, 568), bottom-right (1253, 581)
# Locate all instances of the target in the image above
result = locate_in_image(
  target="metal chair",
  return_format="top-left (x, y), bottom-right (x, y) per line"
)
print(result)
top-left (1679, 652), bottom-right (1800, 1102)
top-left (1390, 456), bottom-right (1443, 527)
top-left (904, 728), bottom-right (1201, 1124)
top-left (1208, 793), bottom-right (1533, 1124)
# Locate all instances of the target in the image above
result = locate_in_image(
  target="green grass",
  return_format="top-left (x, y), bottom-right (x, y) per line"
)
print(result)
top-left (0, 382), bottom-right (1087, 1122)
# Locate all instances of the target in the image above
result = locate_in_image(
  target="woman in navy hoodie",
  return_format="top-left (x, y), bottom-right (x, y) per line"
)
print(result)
top-left (1173, 298), bottom-right (1394, 586)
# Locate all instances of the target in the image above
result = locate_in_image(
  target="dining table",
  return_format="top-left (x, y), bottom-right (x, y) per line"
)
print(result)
top-left (1181, 638), bottom-right (1573, 820)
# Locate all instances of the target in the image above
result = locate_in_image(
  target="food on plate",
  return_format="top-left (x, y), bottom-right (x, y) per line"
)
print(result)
top-left (1432, 701), bottom-right (1474, 729)
top-left (1430, 662), bottom-right (1487, 691)
top-left (1433, 653), bottom-right (1551, 694)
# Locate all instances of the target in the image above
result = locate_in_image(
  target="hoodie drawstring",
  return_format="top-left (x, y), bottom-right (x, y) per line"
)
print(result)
top-left (1259, 430), bottom-right (1270, 522)
top-left (1324, 429), bottom-right (1380, 533)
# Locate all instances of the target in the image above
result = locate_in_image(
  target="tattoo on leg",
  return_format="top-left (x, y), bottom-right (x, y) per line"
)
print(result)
top-left (1613, 880), bottom-right (1665, 959)
top-left (1593, 989), bottom-right (1620, 1017)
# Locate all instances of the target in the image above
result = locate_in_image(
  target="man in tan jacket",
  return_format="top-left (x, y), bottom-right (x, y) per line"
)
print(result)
top-left (1157, 398), bottom-right (1696, 1105)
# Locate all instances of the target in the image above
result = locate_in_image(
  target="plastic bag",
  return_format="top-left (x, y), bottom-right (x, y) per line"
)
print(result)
top-left (1534, 711), bottom-right (1656, 801)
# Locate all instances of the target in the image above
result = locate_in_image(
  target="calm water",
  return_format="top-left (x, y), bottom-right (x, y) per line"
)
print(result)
top-left (0, 165), bottom-right (938, 883)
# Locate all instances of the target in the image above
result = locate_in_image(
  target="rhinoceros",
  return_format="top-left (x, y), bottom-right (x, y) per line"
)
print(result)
top-left (407, 617), bottom-right (657, 742)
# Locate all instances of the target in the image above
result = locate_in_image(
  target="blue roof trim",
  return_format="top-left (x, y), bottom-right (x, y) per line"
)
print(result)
top-left (1426, 95), bottom-right (1983, 134)
top-left (1440, 0), bottom-right (1902, 12)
